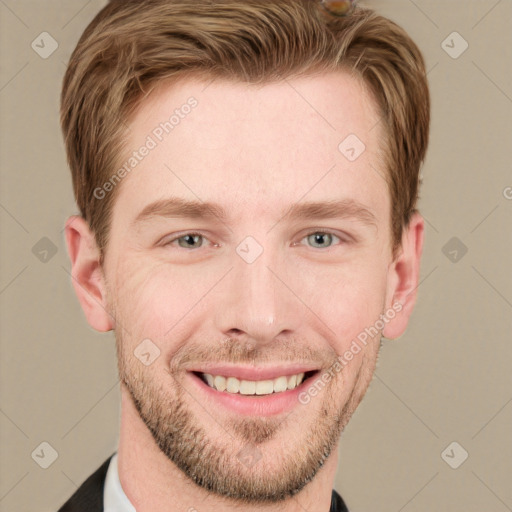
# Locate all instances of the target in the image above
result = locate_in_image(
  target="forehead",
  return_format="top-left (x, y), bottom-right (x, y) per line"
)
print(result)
top-left (115, 71), bottom-right (388, 226)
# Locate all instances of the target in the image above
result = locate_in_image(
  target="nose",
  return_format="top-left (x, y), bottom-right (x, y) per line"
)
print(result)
top-left (213, 241), bottom-right (302, 347)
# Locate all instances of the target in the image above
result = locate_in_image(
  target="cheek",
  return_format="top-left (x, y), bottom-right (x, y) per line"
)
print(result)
top-left (298, 259), bottom-right (387, 351)
top-left (111, 246), bottom-right (388, 354)
top-left (112, 257), bottom-right (220, 341)
top-left (111, 260), bottom-right (176, 340)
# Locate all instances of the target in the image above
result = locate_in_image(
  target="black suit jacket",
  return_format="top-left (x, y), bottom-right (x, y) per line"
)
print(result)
top-left (58, 453), bottom-right (349, 511)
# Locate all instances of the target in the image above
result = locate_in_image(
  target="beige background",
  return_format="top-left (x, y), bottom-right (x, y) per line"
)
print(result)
top-left (1, 1), bottom-right (511, 511)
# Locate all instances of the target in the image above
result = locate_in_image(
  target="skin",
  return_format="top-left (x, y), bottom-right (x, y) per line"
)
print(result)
top-left (65, 71), bottom-right (424, 512)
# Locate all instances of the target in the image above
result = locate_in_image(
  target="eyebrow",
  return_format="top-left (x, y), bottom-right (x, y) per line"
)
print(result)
top-left (131, 196), bottom-right (378, 229)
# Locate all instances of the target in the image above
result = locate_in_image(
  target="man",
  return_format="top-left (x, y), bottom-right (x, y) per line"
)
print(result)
top-left (58, 0), bottom-right (429, 510)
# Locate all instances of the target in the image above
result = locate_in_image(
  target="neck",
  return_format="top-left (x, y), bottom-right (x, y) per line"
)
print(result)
top-left (117, 387), bottom-right (338, 512)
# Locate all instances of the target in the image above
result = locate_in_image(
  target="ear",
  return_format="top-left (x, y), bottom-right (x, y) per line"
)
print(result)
top-left (382, 212), bottom-right (424, 340)
top-left (64, 215), bottom-right (114, 332)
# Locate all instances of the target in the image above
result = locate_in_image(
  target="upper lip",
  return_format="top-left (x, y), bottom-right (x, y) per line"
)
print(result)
top-left (188, 364), bottom-right (320, 381)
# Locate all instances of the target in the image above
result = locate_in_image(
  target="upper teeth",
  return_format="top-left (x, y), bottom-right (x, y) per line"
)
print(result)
top-left (202, 373), bottom-right (306, 395)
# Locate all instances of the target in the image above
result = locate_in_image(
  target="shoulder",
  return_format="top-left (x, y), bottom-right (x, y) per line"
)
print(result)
top-left (331, 488), bottom-right (350, 512)
top-left (57, 454), bottom-right (114, 512)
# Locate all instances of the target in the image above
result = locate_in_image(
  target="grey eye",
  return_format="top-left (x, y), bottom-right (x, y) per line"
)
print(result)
top-left (306, 232), bottom-right (339, 249)
top-left (176, 234), bottom-right (204, 249)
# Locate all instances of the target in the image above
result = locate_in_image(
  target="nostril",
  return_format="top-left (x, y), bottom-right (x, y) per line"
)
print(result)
top-left (226, 329), bottom-right (244, 336)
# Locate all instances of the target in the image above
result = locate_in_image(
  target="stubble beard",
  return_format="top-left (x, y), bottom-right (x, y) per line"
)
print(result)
top-left (115, 332), bottom-right (378, 504)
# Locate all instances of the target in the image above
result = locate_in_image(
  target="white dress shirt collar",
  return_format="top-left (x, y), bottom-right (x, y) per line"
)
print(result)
top-left (104, 452), bottom-right (136, 512)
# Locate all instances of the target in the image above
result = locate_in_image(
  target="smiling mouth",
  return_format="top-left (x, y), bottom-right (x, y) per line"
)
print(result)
top-left (192, 370), bottom-right (319, 397)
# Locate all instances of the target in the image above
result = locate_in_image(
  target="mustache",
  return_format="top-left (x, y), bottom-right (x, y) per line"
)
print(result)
top-left (169, 336), bottom-right (337, 371)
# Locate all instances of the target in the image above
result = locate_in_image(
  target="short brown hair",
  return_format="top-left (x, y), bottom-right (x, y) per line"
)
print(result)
top-left (61, 0), bottom-right (430, 262)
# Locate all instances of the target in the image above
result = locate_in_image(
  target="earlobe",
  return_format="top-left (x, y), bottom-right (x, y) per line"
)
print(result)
top-left (382, 212), bottom-right (424, 340)
top-left (64, 216), bottom-right (114, 332)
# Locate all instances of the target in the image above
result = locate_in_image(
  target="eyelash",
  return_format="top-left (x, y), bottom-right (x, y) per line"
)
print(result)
top-left (161, 230), bottom-right (349, 250)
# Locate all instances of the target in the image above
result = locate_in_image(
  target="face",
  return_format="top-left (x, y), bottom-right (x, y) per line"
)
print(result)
top-left (84, 71), bottom-right (415, 503)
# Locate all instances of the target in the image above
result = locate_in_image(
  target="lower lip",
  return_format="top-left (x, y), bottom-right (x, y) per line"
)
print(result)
top-left (186, 371), bottom-right (318, 416)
